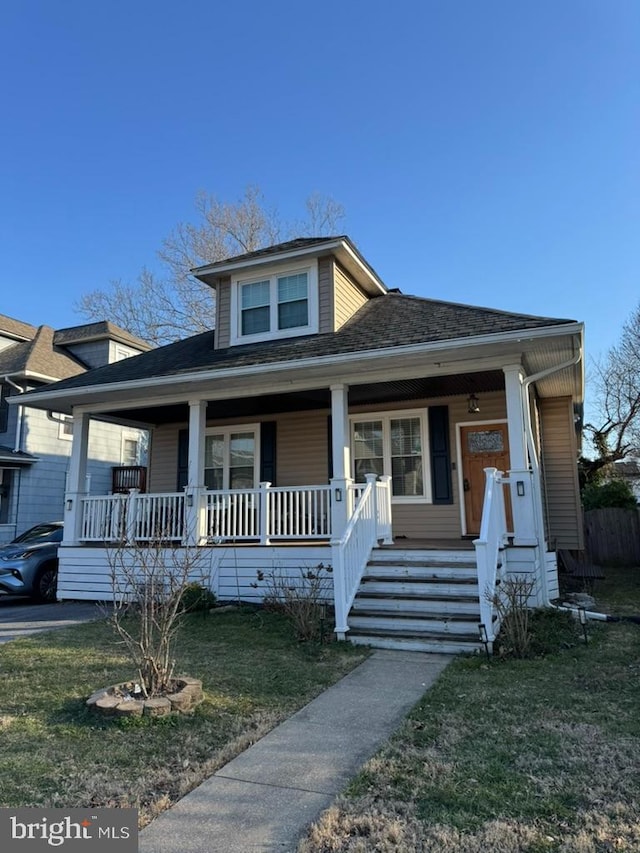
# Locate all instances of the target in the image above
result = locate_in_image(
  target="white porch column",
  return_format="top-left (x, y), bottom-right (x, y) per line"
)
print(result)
top-left (63, 410), bottom-right (91, 546)
top-left (184, 400), bottom-right (207, 545)
top-left (330, 384), bottom-right (352, 539)
top-left (503, 364), bottom-right (537, 546)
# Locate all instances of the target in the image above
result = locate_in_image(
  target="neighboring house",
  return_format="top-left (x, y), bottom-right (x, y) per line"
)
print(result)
top-left (611, 459), bottom-right (640, 501)
top-left (0, 316), bottom-right (150, 543)
top-left (16, 236), bottom-right (585, 653)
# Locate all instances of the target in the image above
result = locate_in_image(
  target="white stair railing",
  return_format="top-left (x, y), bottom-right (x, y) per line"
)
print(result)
top-left (474, 467), bottom-right (510, 649)
top-left (332, 474), bottom-right (379, 640)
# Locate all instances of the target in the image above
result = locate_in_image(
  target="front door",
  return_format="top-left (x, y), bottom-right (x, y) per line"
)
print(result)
top-left (460, 423), bottom-right (512, 536)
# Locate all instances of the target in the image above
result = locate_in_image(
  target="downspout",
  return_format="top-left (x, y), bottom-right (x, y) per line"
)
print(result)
top-left (3, 376), bottom-right (25, 453)
top-left (520, 337), bottom-right (582, 607)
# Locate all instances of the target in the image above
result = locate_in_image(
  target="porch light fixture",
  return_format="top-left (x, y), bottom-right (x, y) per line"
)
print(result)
top-left (516, 480), bottom-right (525, 497)
top-left (467, 393), bottom-right (480, 414)
top-left (65, 498), bottom-right (73, 511)
top-left (334, 488), bottom-right (343, 502)
top-left (186, 493), bottom-right (194, 508)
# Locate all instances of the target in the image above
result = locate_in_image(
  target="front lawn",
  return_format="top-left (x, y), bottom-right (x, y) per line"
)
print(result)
top-left (300, 565), bottom-right (640, 853)
top-left (0, 606), bottom-right (367, 825)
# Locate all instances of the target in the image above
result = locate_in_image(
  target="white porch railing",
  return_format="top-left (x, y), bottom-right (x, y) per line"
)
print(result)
top-left (474, 467), bottom-right (510, 648)
top-left (332, 474), bottom-right (386, 639)
top-left (204, 489), bottom-right (259, 541)
top-left (266, 485), bottom-right (332, 540)
top-left (81, 492), bottom-right (186, 542)
top-left (79, 484), bottom-right (337, 544)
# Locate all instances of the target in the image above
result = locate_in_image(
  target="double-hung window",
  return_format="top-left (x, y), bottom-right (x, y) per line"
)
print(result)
top-left (232, 262), bottom-right (318, 344)
top-left (204, 427), bottom-right (258, 491)
top-left (351, 409), bottom-right (430, 502)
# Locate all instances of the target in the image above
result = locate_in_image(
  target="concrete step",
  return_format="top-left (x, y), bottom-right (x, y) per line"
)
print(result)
top-left (348, 634), bottom-right (482, 655)
top-left (348, 614), bottom-right (480, 636)
top-left (352, 597), bottom-right (481, 616)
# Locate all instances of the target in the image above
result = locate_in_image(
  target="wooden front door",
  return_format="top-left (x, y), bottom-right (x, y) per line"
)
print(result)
top-left (460, 423), bottom-right (512, 536)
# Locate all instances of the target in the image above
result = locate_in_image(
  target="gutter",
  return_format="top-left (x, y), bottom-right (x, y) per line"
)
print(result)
top-left (520, 335), bottom-right (583, 607)
top-left (2, 376), bottom-right (25, 453)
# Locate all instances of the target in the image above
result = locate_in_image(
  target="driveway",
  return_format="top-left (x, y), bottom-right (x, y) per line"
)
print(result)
top-left (0, 598), bottom-right (104, 643)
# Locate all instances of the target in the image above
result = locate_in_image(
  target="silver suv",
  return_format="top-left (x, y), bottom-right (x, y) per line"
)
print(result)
top-left (0, 522), bottom-right (63, 603)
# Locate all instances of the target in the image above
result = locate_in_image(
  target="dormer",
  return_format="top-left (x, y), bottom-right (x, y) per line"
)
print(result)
top-left (192, 236), bottom-right (387, 350)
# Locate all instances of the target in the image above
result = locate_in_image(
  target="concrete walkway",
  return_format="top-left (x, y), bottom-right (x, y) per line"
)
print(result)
top-left (139, 650), bottom-right (450, 853)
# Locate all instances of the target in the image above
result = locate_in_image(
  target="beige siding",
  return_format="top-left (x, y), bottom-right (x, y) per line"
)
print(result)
top-left (146, 392), bottom-right (514, 541)
top-left (276, 411), bottom-right (329, 485)
top-left (215, 276), bottom-right (231, 349)
top-left (318, 258), bottom-right (333, 334)
top-left (148, 424), bottom-right (181, 492)
top-left (333, 262), bottom-right (368, 330)
top-left (538, 397), bottom-right (584, 550)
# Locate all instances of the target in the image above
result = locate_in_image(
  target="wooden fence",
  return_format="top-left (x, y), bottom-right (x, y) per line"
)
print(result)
top-left (584, 508), bottom-right (640, 566)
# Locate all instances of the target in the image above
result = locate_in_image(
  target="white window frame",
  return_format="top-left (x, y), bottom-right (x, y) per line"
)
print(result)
top-left (350, 408), bottom-right (432, 504)
top-left (121, 432), bottom-right (141, 466)
top-left (58, 414), bottom-right (73, 441)
top-left (229, 260), bottom-right (319, 345)
top-left (204, 424), bottom-right (260, 490)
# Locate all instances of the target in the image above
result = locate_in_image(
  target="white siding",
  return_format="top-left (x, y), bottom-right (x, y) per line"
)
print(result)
top-left (57, 544), bottom-right (332, 603)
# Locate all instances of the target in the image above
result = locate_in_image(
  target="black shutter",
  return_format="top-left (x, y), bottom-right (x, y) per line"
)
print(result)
top-left (429, 406), bottom-right (452, 504)
top-left (327, 416), bottom-right (333, 480)
top-left (176, 429), bottom-right (189, 492)
top-left (260, 421), bottom-right (277, 484)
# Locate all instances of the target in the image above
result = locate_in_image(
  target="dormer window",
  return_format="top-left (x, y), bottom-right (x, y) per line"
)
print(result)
top-left (231, 261), bottom-right (318, 345)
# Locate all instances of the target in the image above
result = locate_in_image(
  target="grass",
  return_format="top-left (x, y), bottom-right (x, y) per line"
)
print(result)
top-left (0, 605), bottom-right (367, 825)
top-left (300, 565), bottom-right (640, 853)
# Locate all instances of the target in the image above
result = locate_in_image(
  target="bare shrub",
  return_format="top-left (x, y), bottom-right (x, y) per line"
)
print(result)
top-left (492, 575), bottom-right (537, 658)
top-left (252, 562), bottom-right (333, 642)
top-left (107, 540), bottom-right (212, 697)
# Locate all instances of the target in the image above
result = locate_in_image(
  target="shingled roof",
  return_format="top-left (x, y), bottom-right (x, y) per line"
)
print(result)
top-left (53, 321), bottom-right (151, 350)
top-left (0, 313), bottom-right (38, 342)
top-left (0, 325), bottom-right (86, 381)
top-left (191, 237), bottom-right (344, 272)
top-left (20, 292), bottom-right (576, 397)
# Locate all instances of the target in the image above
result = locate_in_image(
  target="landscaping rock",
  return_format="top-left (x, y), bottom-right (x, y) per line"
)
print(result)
top-left (562, 593), bottom-right (596, 609)
top-left (115, 700), bottom-right (144, 717)
top-left (94, 695), bottom-right (123, 715)
top-left (87, 677), bottom-right (203, 719)
top-left (178, 676), bottom-right (204, 703)
top-left (143, 697), bottom-right (172, 717)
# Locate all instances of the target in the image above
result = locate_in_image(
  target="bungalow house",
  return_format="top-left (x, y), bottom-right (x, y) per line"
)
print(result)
top-left (0, 316), bottom-right (150, 544)
top-left (14, 237), bottom-right (584, 652)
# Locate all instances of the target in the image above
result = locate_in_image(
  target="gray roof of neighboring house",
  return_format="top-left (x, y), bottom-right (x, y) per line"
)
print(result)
top-left (0, 326), bottom-right (86, 381)
top-left (19, 291), bottom-right (577, 397)
top-left (53, 321), bottom-right (151, 351)
top-left (0, 313), bottom-right (38, 342)
top-left (0, 445), bottom-right (38, 465)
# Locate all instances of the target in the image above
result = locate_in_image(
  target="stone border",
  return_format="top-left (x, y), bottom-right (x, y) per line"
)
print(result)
top-left (86, 677), bottom-right (204, 718)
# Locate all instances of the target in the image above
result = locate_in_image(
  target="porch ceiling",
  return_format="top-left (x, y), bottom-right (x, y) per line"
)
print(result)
top-left (106, 371), bottom-right (506, 425)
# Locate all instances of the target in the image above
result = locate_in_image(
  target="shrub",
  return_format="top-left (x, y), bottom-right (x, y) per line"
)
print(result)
top-left (180, 582), bottom-right (217, 613)
top-left (582, 479), bottom-right (637, 510)
top-left (252, 563), bottom-right (332, 643)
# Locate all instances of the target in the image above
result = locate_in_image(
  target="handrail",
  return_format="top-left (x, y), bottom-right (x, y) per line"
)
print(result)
top-left (474, 467), bottom-right (509, 647)
top-left (332, 475), bottom-right (380, 639)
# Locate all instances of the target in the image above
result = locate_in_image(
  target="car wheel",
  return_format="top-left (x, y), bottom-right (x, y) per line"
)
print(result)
top-left (34, 563), bottom-right (58, 603)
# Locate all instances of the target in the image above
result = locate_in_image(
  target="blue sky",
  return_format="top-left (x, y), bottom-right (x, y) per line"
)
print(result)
top-left (1, 0), bottom-right (638, 372)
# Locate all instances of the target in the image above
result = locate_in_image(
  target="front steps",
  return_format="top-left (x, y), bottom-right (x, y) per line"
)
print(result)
top-left (347, 548), bottom-right (483, 655)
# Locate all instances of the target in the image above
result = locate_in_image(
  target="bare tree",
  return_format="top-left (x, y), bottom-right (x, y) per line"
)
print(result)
top-left (108, 537), bottom-right (213, 697)
top-left (581, 302), bottom-right (640, 486)
top-left (76, 186), bottom-right (345, 346)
